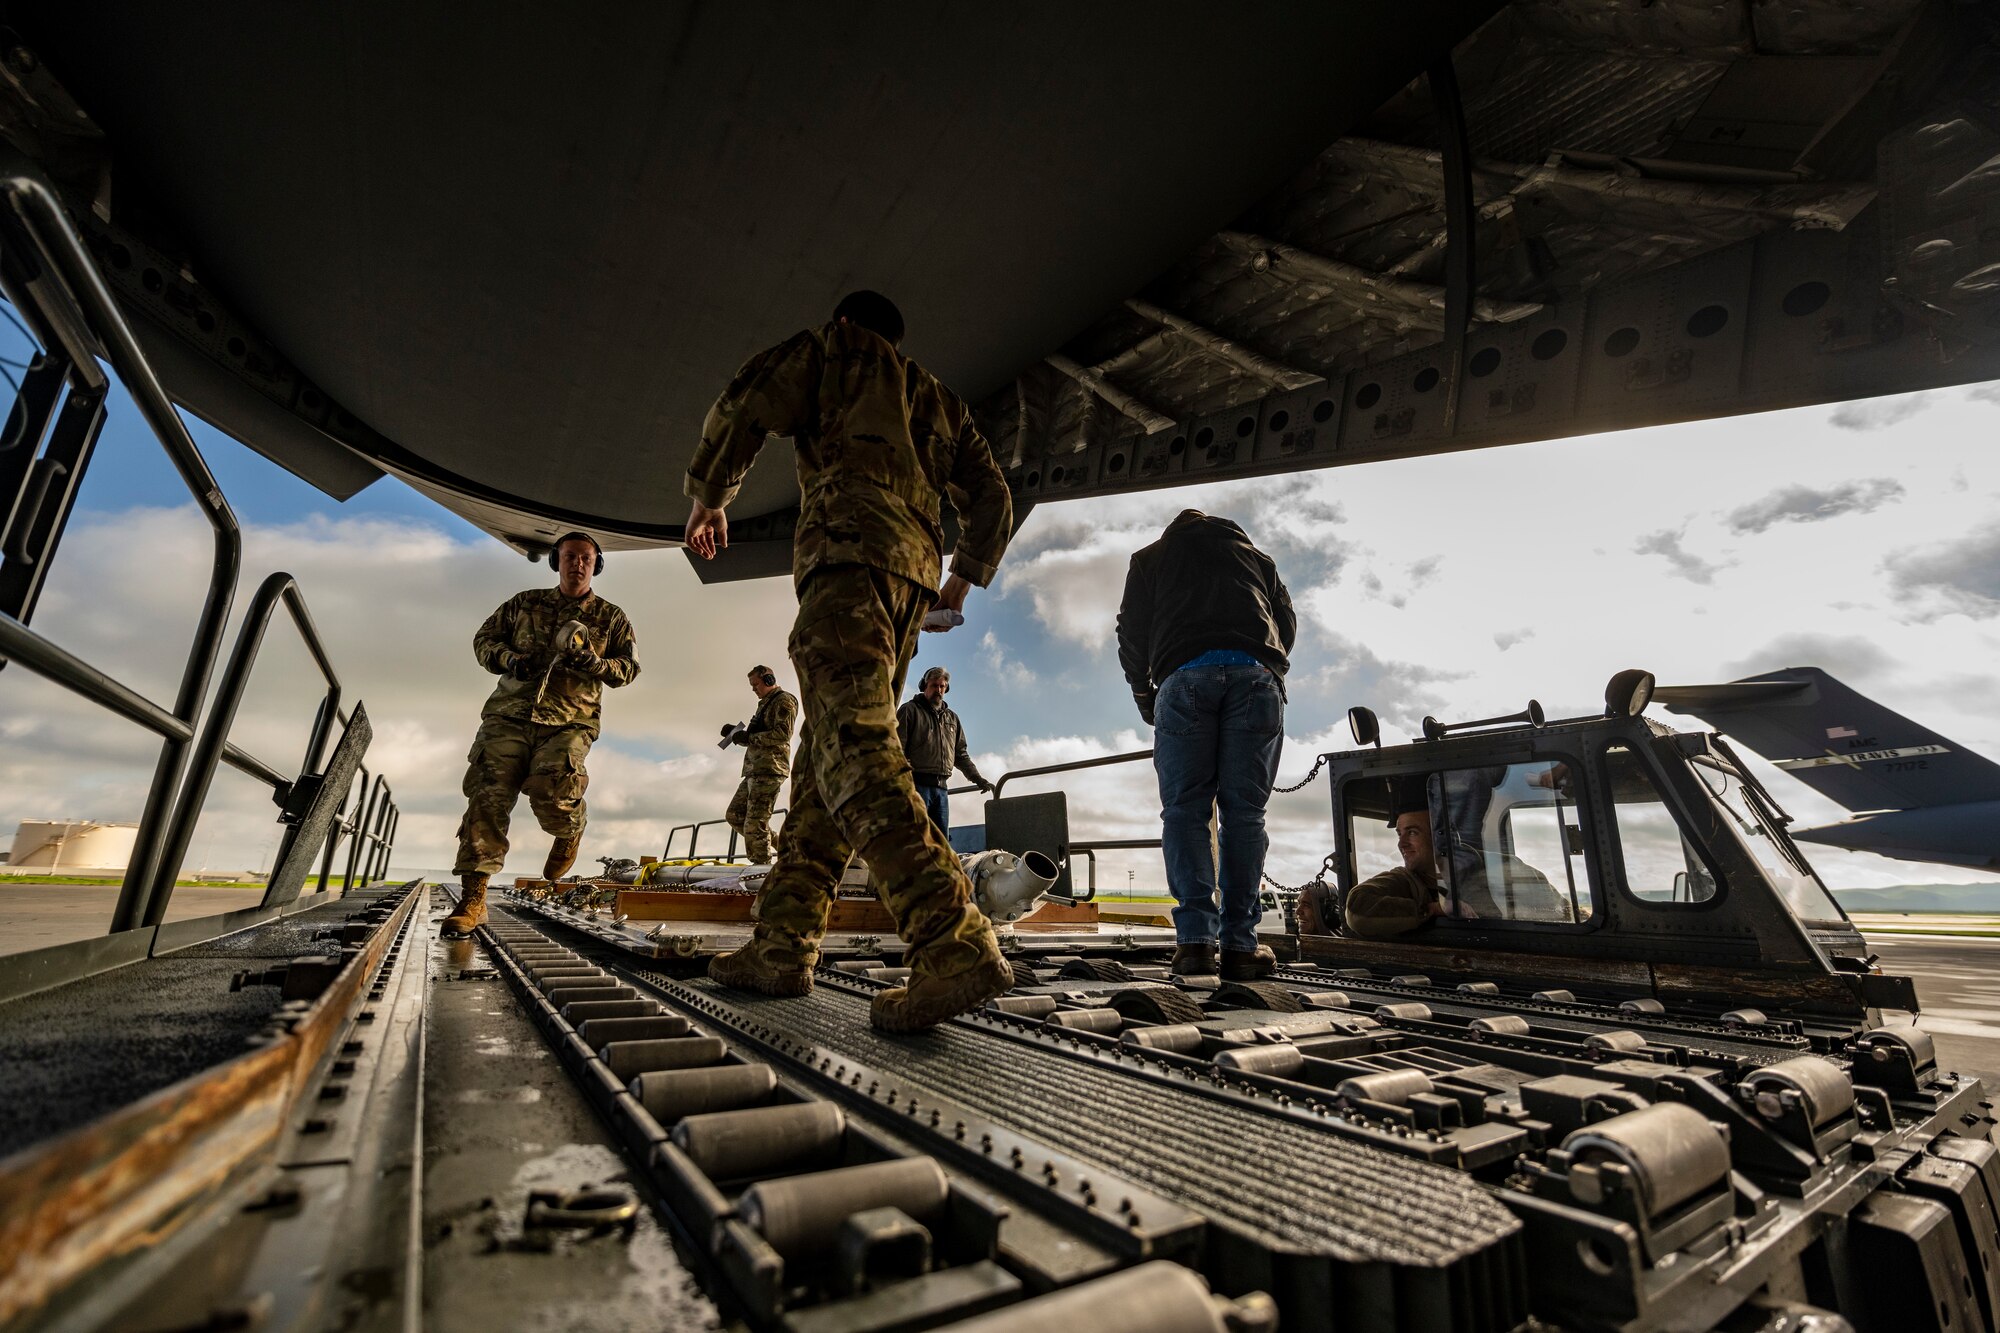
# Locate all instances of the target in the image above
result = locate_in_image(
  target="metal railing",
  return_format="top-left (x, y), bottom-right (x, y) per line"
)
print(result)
top-left (0, 152), bottom-right (398, 947)
top-left (660, 807), bottom-right (788, 864)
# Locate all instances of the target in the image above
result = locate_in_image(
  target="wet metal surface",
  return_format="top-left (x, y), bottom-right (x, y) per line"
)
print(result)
top-left (420, 911), bottom-right (725, 1332)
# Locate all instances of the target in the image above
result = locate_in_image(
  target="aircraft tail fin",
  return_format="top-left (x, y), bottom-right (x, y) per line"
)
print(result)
top-left (1656, 666), bottom-right (2000, 812)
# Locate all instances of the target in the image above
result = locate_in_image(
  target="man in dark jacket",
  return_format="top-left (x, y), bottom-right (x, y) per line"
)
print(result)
top-left (1116, 511), bottom-right (1295, 979)
top-left (896, 667), bottom-right (993, 832)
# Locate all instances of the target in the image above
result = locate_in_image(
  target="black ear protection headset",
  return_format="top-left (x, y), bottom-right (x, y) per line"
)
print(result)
top-left (754, 667), bottom-right (777, 687)
top-left (548, 531), bottom-right (605, 575)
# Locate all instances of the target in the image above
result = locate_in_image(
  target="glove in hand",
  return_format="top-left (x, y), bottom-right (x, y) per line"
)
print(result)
top-left (507, 651), bottom-right (547, 682)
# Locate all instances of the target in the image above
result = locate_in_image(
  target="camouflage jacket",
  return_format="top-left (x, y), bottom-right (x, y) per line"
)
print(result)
top-left (737, 687), bottom-right (797, 779)
top-left (685, 321), bottom-right (1013, 592)
top-left (473, 588), bottom-right (639, 736)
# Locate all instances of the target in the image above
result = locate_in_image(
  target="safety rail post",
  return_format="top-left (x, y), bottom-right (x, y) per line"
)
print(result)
top-left (343, 774), bottom-right (386, 891)
top-left (360, 783), bottom-right (395, 883)
top-left (143, 572), bottom-right (343, 925)
top-left (0, 152), bottom-right (245, 936)
top-left (318, 765), bottom-right (368, 892)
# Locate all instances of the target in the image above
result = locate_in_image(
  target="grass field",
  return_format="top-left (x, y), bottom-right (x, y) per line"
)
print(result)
top-left (1850, 912), bottom-right (2000, 938)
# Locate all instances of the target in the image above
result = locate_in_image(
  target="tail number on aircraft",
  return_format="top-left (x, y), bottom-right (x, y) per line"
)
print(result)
top-left (1775, 744), bottom-right (1951, 771)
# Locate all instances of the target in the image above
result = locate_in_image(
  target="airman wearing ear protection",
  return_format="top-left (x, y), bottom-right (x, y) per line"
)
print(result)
top-left (444, 531), bottom-right (640, 936)
top-left (725, 664), bottom-right (797, 862)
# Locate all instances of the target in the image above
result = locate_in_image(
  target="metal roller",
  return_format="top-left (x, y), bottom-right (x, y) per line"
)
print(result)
top-left (561, 998), bottom-right (660, 1023)
top-left (1215, 1044), bottom-right (1306, 1077)
top-left (631, 1063), bottom-right (777, 1122)
top-left (1534, 989), bottom-right (1576, 1003)
top-left (545, 983), bottom-right (637, 1009)
top-left (864, 967), bottom-right (912, 982)
top-left (1458, 982), bottom-right (1500, 995)
top-left (534, 969), bottom-right (611, 990)
top-left (601, 1035), bottom-right (728, 1081)
top-left (937, 1259), bottom-right (1269, 1333)
top-left (1470, 1014), bottom-right (1530, 1036)
top-left (576, 1014), bottom-right (691, 1046)
top-left (1721, 1008), bottom-right (1767, 1028)
top-left (1563, 1103), bottom-right (1730, 1220)
top-left (738, 1157), bottom-right (949, 1260)
top-left (1336, 1069), bottom-right (1434, 1105)
top-left (1619, 997), bottom-right (1665, 1015)
top-left (1857, 1024), bottom-right (1936, 1068)
top-left (1374, 1002), bottom-right (1432, 1020)
top-left (1047, 1008), bottom-right (1124, 1034)
top-left (672, 1101), bottom-right (846, 1180)
top-left (1744, 1057), bottom-right (1855, 1129)
top-left (1586, 1030), bottom-right (1648, 1054)
top-left (1122, 1024), bottom-right (1203, 1053)
top-left (988, 995), bottom-right (1059, 1019)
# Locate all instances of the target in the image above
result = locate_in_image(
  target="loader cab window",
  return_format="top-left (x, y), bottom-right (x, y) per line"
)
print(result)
top-left (1687, 747), bottom-right (1847, 924)
top-left (1432, 761), bottom-right (1593, 925)
top-left (1603, 742), bottom-right (1719, 904)
top-left (1346, 762), bottom-right (1595, 927)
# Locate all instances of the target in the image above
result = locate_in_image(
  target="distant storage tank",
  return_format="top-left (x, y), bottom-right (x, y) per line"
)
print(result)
top-left (7, 820), bottom-right (139, 877)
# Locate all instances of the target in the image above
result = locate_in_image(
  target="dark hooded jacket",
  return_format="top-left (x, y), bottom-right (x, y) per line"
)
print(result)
top-left (1115, 511), bottom-right (1296, 721)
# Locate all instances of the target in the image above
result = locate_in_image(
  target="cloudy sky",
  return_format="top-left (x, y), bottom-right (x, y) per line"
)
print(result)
top-left (3, 332), bottom-right (1997, 916)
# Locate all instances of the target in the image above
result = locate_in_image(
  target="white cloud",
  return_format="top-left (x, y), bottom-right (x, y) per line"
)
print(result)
top-left (1831, 392), bottom-right (1934, 431)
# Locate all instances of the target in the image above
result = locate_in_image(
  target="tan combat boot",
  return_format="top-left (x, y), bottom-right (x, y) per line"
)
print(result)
top-left (441, 873), bottom-right (488, 938)
top-left (708, 935), bottom-right (814, 997)
top-left (871, 926), bottom-right (1014, 1034)
top-left (544, 835), bottom-right (581, 881)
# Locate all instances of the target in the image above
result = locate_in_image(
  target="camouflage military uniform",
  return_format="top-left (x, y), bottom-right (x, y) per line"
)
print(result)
top-left (726, 686), bottom-right (796, 861)
top-left (452, 588), bottom-right (639, 876)
top-left (687, 320), bottom-right (1012, 982)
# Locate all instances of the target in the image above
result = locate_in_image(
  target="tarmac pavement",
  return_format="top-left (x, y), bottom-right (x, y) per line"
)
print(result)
top-left (1867, 933), bottom-right (2000, 1085)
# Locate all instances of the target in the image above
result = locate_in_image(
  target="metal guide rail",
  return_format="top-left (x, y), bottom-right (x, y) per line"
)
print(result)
top-left (489, 903), bottom-right (2000, 1333)
top-left (0, 883), bottom-right (424, 1330)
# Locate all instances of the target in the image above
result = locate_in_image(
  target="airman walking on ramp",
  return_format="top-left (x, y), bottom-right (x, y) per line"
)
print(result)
top-left (444, 531), bottom-right (640, 937)
top-left (685, 290), bottom-right (1015, 1031)
top-left (724, 664), bottom-right (797, 863)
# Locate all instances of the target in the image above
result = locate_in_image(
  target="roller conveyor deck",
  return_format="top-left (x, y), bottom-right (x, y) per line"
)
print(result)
top-left (656, 973), bottom-right (1523, 1268)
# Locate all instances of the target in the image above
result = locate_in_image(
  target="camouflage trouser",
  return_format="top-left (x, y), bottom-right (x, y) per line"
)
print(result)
top-left (452, 716), bottom-right (592, 875)
top-left (751, 565), bottom-right (992, 980)
top-left (726, 775), bottom-right (783, 862)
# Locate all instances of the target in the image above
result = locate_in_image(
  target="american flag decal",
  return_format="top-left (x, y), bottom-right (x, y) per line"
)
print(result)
top-left (1825, 726), bottom-right (1858, 739)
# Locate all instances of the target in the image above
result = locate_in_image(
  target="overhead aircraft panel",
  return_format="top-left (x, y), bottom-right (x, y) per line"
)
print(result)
top-left (4, 1), bottom-right (1500, 552)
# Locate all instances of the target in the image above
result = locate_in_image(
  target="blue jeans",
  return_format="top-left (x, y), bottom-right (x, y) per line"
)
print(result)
top-left (1152, 664), bottom-right (1284, 951)
top-left (914, 780), bottom-right (949, 832)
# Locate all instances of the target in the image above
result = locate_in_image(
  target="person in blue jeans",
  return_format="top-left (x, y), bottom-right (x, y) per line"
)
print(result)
top-left (1116, 511), bottom-right (1296, 979)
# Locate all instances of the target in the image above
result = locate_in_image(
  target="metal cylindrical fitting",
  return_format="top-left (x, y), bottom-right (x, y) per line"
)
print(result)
top-left (1458, 982), bottom-right (1500, 995)
top-left (601, 1034), bottom-right (728, 1081)
top-left (546, 983), bottom-right (637, 1009)
top-left (1563, 1102), bottom-right (1729, 1220)
top-left (1619, 997), bottom-right (1665, 1015)
top-left (1123, 1024), bottom-right (1204, 1053)
top-left (936, 1259), bottom-right (1256, 1333)
top-left (1744, 1057), bottom-right (1855, 1129)
top-left (534, 969), bottom-right (611, 990)
top-left (673, 1101), bottom-right (846, 1180)
top-left (1374, 1002), bottom-right (1432, 1020)
top-left (738, 1157), bottom-right (949, 1260)
top-left (1336, 1069), bottom-right (1433, 1106)
top-left (1047, 1008), bottom-right (1124, 1034)
top-left (1215, 1043), bottom-right (1305, 1077)
top-left (631, 1062), bottom-right (776, 1122)
top-left (576, 1014), bottom-right (692, 1047)
top-left (561, 998), bottom-right (660, 1024)
top-left (1469, 1014), bottom-right (1530, 1036)
top-left (988, 995), bottom-right (1059, 1019)
top-left (1586, 1030), bottom-right (1648, 1054)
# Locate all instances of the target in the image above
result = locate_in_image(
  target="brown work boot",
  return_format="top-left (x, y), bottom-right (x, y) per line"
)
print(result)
top-left (441, 874), bottom-right (488, 938)
top-left (544, 835), bottom-right (582, 881)
top-left (1171, 943), bottom-right (1219, 977)
top-left (708, 935), bottom-right (814, 997)
top-left (1220, 944), bottom-right (1277, 981)
top-left (871, 931), bottom-right (1014, 1034)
